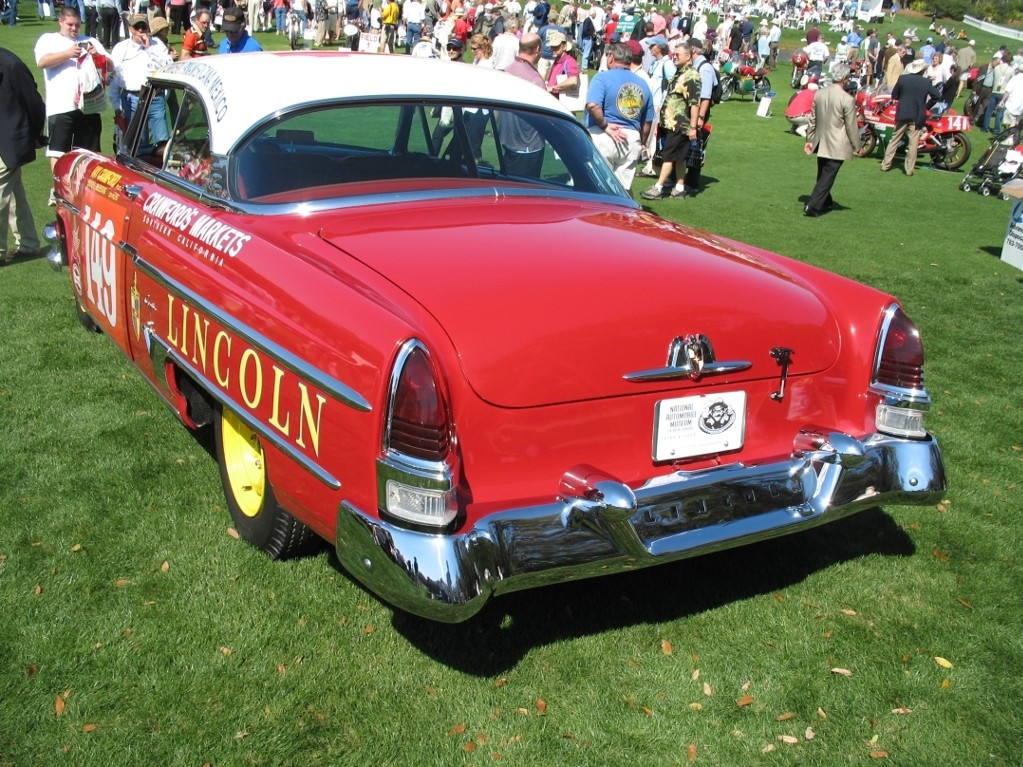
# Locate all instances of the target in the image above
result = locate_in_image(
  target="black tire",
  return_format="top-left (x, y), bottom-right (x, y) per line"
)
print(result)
top-left (855, 126), bottom-right (877, 158)
top-left (214, 404), bottom-right (318, 559)
top-left (932, 132), bottom-right (971, 171)
top-left (755, 77), bottom-right (772, 99)
top-left (720, 76), bottom-right (734, 102)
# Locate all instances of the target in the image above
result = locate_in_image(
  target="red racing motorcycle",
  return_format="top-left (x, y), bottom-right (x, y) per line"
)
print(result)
top-left (855, 91), bottom-right (972, 171)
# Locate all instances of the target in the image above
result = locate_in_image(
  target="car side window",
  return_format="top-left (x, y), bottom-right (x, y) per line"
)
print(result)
top-left (164, 92), bottom-right (212, 189)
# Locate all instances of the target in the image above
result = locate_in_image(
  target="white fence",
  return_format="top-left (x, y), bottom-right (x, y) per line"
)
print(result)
top-left (964, 15), bottom-right (1023, 42)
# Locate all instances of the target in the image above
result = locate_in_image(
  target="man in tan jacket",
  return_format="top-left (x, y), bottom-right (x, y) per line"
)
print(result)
top-left (803, 62), bottom-right (861, 217)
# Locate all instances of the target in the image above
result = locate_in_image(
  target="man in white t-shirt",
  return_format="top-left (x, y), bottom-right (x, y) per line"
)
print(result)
top-left (998, 67), bottom-right (1023, 141)
top-left (35, 5), bottom-right (109, 176)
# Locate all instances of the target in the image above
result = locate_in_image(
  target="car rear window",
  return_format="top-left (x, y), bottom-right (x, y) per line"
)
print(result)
top-left (232, 101), bottom-right (625, 202)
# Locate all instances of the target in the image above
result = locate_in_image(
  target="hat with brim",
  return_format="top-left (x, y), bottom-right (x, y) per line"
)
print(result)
top-left (546, 30), bottom-right (572, 51)
top-left (905, 59), bottom-right (928, 74)
top-left (221, 7), bottom-right (246, 32)
top-left (129, 13), bottom-right (148, 28)
top-left (150, 16), bottom-right (170, 35)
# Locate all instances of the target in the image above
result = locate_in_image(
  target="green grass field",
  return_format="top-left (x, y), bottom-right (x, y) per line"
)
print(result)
top-left (1, 11), bottom-right (1022, 767)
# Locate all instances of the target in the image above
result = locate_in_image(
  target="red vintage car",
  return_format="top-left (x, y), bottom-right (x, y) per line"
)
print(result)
top-left (48, 52), bottom-right (945, 622)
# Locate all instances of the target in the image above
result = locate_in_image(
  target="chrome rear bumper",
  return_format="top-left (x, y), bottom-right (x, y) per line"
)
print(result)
top-left (334, 429), bottom-right (945, 622)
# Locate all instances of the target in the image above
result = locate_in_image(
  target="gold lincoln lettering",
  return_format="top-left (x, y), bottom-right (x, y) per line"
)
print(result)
top-left (269, 365), bottom-right (290, 436)
top-left (239, 348), bottom-right (263, 409)
top-left (295, 383), bottom-right (326, 456)
top-left (213, 330), bottom-right (232, 388)
top-left (191, 313), bottom-right (210, 370)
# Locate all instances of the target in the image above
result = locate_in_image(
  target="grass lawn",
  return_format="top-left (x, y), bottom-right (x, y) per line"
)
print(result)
top-left (1, 10), bottom-right (1022, 767)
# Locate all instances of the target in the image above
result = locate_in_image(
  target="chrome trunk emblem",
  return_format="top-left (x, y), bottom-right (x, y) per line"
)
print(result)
top-left (625, 334), bottom-right (752, 382)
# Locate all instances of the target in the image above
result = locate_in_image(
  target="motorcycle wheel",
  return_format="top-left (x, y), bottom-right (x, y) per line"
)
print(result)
top-left (932, 132), bottom-right (971, 171)
top-left (720, 77), bottom-right (734, 102)
top-left (855, 126), bottom-right (877, 158)
top-left (755, 77), bottom-right (772, 100)
top-left (791, 68), bottom-right (803, 88)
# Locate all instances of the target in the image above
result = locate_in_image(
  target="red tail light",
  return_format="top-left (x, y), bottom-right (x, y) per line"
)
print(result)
top-left (388, 345), bottom-right (450, 461)
top-left (874, 308), bottom-right (925, 392)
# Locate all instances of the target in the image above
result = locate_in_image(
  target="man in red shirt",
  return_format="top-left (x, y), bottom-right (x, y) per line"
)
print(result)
top-left (181, 9), bottom-right (212, 58)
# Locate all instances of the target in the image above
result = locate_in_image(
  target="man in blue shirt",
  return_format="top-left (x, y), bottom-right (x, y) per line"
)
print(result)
top-left (584, 40), bottom-right (654, 192)
top-left (218, 7), bottom-right (264, 54)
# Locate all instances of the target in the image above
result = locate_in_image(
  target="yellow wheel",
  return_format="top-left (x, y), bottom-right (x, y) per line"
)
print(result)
top-left (220, 409), bottom-right (266, 518)
top-left (214, 405), bottom-right (317, 559)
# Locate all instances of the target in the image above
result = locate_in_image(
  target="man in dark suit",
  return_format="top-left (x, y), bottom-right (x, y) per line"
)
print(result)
top-left (803, 62), bottom-right (861, 217)
top-left (881, 57), bottom-right (942, 175)
top-left (0, 47), bottom-right (48, 265)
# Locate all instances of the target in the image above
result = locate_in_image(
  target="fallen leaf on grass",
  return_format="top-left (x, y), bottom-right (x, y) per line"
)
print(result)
top-left (161, 561), bottom-right (170, 573)
top-left (34, 585), bottom-right (42, 596)
top-left (703, 682), bottom-right (713, 697)
top-left (957, 598), bottom-right (974, 610)
top-left (462, 742), bottom-right (476, 753)
top-left (891, 708), bottom-right (913, 715)
top-left (762, 744), bottom-right (775, 754)
top-left (776, 712), bottom-right (795, 721)
top-left (515, 708), bottom-right (529, 716)
top-left (689, 703), bottom-right (703, 712)
top-left (933, 548), bottom-right (950, 562)
top-left (226, 527), bottom-right (240, 540)
top-left (536, 699), bottom-right (547, 715)
top-left (493, 677), bottom-right (507, 688)
top-left (449, 724), bottom-right (467, 736)
top-left (55, 695), bottom-right (66, 717)
top-left (841, 609), bottom-right (858, 617)
top-left (805, 727), bottom-right (816, 740)
top-left (363, 624), bottom-right (375, 635)
top-left (219, 646), bottom-right (232, 656)
top-left (81, 724), bottom-right (97, 733)
top-left (113, 578), bottom-right (130, 589)
top-left (70, 544), bottom-right (82, 553)
top-left (934, 656), bottom-right (954, 669)
top-left (777, 735), bottom-right (799, 745)
top-left (868, 750), bottom-right (889, 759)
top-left (941, 678), bottom-right (952, 689)
top-left (818, 707), bottom-right (828, 719)
top-left (234, 730), bottom-right (248, 740)
top-left (831, 668), bottom-right (853, 677)
top-left (737, 695), bottom-right (755, 708)
top-left (691, 669), bottom-right (700, 681)
top-left (687, 743), bottom-right (697, 761)
top-left (661, 639), bottom-right (673, 655)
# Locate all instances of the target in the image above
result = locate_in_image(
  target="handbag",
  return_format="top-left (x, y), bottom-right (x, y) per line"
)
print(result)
top-left (557, 71), bottom-right (588, 113)
top-left (77, 52), bottom-right (108, 115)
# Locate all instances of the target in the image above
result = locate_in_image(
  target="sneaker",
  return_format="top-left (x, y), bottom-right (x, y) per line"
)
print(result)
top-left (640, 185), bottom-right (665, 200)
top-left (47, 189), bottom-right (57, 206)
top-left (670, 186), bottom-right (687, 198)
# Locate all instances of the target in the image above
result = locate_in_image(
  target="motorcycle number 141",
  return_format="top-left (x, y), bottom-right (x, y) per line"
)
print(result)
top-left (942, 115), bottom-right (970, 132)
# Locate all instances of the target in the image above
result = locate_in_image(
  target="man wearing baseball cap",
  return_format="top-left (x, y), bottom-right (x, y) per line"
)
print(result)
top-left (218, 7), bottom-right (263, 53)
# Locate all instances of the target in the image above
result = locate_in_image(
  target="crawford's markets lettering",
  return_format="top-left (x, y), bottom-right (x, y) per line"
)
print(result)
top-left (166, 295), bottom-right (327, 456)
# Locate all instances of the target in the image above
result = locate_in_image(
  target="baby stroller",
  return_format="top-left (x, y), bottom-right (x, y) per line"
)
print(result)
top-left (960, 127), bottom-right (1023, 199)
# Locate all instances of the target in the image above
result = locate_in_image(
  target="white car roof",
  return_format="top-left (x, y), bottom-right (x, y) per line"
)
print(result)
top-left (153, 51), bottom-right (572, 154)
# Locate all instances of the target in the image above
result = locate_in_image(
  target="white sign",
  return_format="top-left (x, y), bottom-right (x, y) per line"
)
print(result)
top-left (1002, 199), bottom-right (1023, 271)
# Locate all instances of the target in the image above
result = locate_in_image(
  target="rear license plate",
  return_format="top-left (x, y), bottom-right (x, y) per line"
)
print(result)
top-left (653, 391), bottom-right (746, 461)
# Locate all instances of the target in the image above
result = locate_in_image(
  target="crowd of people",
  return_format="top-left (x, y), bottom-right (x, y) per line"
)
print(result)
top-left (6, 0), bottom-right (1023, 261)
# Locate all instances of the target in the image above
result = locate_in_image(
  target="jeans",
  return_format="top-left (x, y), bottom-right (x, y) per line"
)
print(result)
top-left (4, 0), bottom-right (19, 26)
top-left (983, 91), bottom-right (1004, 132)
top-left (405, 21), bottom-right (421, 53)
top-left (122, 92), bottom-right (170, 149)
top-left (581, 37), bottom-right (593, 68)
top-left (275, 6), bottom-right (287, 32)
